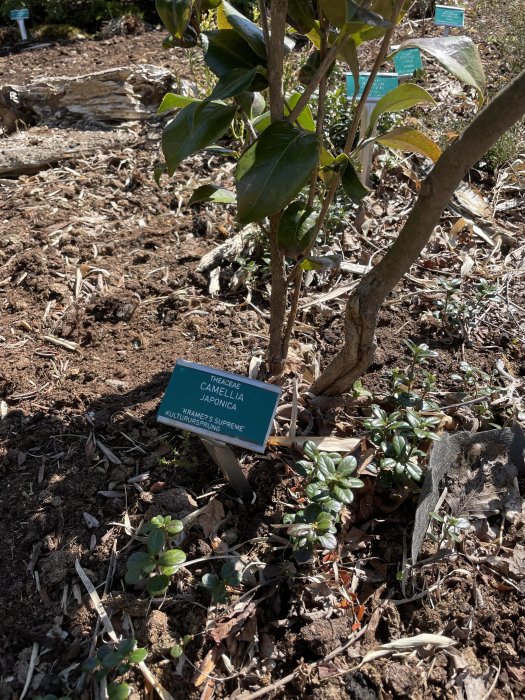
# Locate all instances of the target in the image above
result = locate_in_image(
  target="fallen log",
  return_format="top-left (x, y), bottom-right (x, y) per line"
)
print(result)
top-left (0, 64), bottom-right (175, 132)
top-left (0, 125), bottom-right (137, 177)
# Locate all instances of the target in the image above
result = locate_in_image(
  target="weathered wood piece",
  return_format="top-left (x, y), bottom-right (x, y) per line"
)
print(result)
top-left (0, 64), bottom-right (175, 131)
top-left (0, 126), bottom-right (136, 177)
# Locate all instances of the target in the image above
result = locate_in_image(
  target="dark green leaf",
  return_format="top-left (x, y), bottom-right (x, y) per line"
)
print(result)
top-left (206, 67), bottom-right (261, 103)
top-left (101, 651), bottom-right (125, 669)
top-left (317, 532), bottom-right (337, 549)
top-left (211, 581), bottom-right (228, 602)
top-left (146, 574), bottom-right (170, 596)
top-left (236, 122), bottom-right (319, 225)
top-left (333, 484), bottom-right (354, 504)
top-left (202, 30), bottom-right (265, 79)
top-left (158, 92), bottom-right (200, 114)
top-left (118, 638), bottom-right (136, 656)
top-left (128, 648), bottom-right (148, 664)
top-left (337, 455), bottom-right (357, 476)
top-left (341, 158), bottom-right (369, 203)
top-left (317, 454), bottom-right (336, 477)
top-left (277, 202), bottom-right (318, 258)
top-left (162, 101), bottom-right (237, 176)
top-left (159, 549), bottom-right (187, 567)
top-left (82, 657), bottom-right (99, 672)
top-left (127, 551), bottom-right (155, 567)
top-left (188, 184), bottom-right (236, 206)
top-left (147, 528), bottom-right (165, 556)
top-left (221, 0), bottom-right (267, 58)
top-left (107, 682), bottom-right (131, 700)
top-left (202, 573), bottom-right (220, 589)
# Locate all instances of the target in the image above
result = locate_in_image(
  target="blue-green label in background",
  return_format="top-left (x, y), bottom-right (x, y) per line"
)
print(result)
top-left (157, 360), bottom-right (281, 453)
top-left (434, 5), bottom-right (465, 27)
top-left (393, 48), bottom-right (423, 76)
top-left (346, 72), bottom-right (399, 102)
top-left (10, 8), bottom-right (29, 19)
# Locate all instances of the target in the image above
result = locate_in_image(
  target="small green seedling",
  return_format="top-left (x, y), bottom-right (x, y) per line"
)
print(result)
top-left (125, 515), bottom-right (186, 596)
top-left (429, 512), bottom-right (471, 546)
top-left (83, 638), bottom-right (148, 699)
top-left (202, 560), bottom-right (242, 603)
top-left (283, 504), bottom-right (338, 551)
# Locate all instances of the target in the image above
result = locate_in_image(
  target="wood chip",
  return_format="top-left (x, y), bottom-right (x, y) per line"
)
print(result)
top-left (268, 436), bottom-right (360, 452)
top-left (42, 335), bottom-right (79, 352)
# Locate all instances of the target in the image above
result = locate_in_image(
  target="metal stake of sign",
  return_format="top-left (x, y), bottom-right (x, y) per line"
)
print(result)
top-left (200, 436), bottom-right (254, 501)
top-left (443, 26), bottom-right (450, 36)
top-left (359, 102), bottom-right (374, 186)
top-left (16, 18), bottom-right (28, 40)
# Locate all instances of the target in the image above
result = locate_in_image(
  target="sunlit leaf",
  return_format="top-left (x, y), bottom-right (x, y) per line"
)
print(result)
top-left (376, 127), bottom-right (442, 162)
top-left (399, 36), bottom-right (486, 105)
top-left (162, 101), bottom-right (236, 175)
top-left (188, 184), bottom-right (236, 206)
top-left (158, 93), bottom-right (200, 114)
top-left (236, 121), bottom-right (319, 224)
top-left (368, 83), bottom-right (436, 133)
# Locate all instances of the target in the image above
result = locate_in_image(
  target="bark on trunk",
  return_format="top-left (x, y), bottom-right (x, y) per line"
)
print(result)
top-left (311, 69), bottom-right (525, 395)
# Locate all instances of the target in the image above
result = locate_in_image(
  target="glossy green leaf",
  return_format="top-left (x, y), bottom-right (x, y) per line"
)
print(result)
top-left (118, 638), bottom-right (136, 656)
top-left (368, 83), bottom-right (436, 133)
top-left (346, 0), bottom-right (391, 27)
top-left (155, 0), bottom-right (191, 38)
top-left (221, 0), bottom-right (266, 59)
top-left (341, 157), bottom-right (368, 203)
top-left (253, 92), bottom-right (316, 134)
top-left (127, 551), bottom-right (155, 568)
top-left (238, 90), bottom-right (266, 119)
top-left (205, 68), bottom-right (264, 105)
top-left (277, 201), bottom-right (318, 257)
top-left (128, 648), bottom-right (148, 664)
top-left (376, 127), bottom-right (441, 162)
top-left (399, 36), bottom-right (486, 104)
top-left (337, 455), bottom-right (357, 476)
top-left (147, 528), bottom-right (165, 556)
top-left (107, 682), bottom-right (130, 700)
top-left (333, 485), bottom-right (355, 504)
top-left (236, 121), bottom-right (319, 225)
top-left (159, 548), bottom-right (187, 567)
top-left (188, 184), bottom-right (236, 206)
top-left (317, 532), bottom-right (337, 550)
top-left (202, 30), bottom-right (265, 78)
top-left (162, 101), bottom-right (237, 175)
top-left (287, 0), bottom-right (317, 34)
top-left (165, 519), bottom-right (184, 535)
top-left (158, 93), bottom-right (200, 114)
top-left (170, 643), bottom-right (184, 658)
top-left (146, 574), bottom-right (170, 596)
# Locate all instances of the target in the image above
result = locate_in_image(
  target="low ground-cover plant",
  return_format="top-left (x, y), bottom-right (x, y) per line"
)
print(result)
top-left (125, 515), bottom-right (186, 596)
top-left (202, 559), bottom-right (242, 602)
top-left (284, 441), bottom-right (364, 553)
top-left (432, 278), bottom-right (498, 338)
top-left (83, 638), bottom-right (148, 699)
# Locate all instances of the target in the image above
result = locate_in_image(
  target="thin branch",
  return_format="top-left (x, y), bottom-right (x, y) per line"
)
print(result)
top-left (287, 42), bottom-right (341, 124)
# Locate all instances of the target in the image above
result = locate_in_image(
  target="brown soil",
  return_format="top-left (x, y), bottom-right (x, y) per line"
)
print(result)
top-left (0, 17), bottom-right (524, 700)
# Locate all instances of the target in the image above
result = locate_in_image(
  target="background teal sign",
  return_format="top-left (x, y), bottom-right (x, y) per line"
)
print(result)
top-left (157, 360), bottom-right (281, 452)
top-left (10, 8), bottom-right (29, 18)
top-left (434, 5), bottom-right (465, 27)
top-left (346, 72), bottom-right (399, 101)
top-left (393, 48), bottom-right (423, 75)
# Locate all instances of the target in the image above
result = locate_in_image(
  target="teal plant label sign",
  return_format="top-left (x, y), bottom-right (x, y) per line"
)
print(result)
top-left (10, 8), bottom-right (29, 19)
top-left (434, 5), bottom-right (465, 27)
top-left (157, 360), bottom-right (281, 453)
top-left (393, 48), bottom-right (423, 75)
top-left (346, 72), bottom-right (399, 102)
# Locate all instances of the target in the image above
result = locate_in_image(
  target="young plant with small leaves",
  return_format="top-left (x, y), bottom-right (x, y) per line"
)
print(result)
top-left (284, 441), bottom-right (364, 553)
top-left (125, 515), bottom-right (186, 596)
top-left (82, 638), bottom-right (148, 700)
top-left (429, 511), bottom-right (471, 547)
top-left (202, 559), bottom-right (242, 603)
top-left (433, 278), bottom-right (499, 338)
